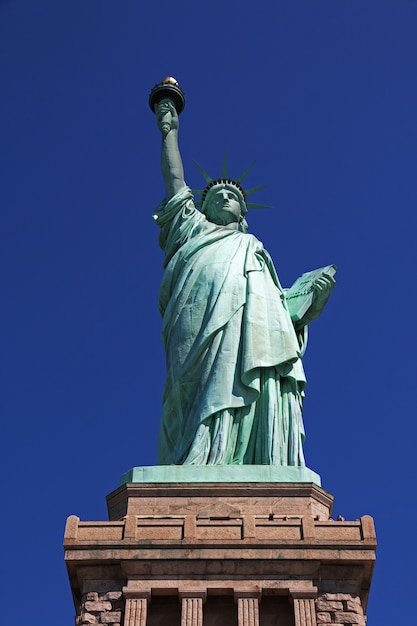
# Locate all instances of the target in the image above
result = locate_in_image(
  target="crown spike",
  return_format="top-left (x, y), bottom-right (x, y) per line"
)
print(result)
top-left (246, 203), bottom-right (273, 209)
top-left (194, 157), bottom-right (270, 214)
top-left (245, 184), bottom-right (268, 196)
top-left (236, 162), bottom-right (255, 184)
top-left (222, 152), bottom-right (228, 178)
top-left (194, 160), bottom-right (213, 183)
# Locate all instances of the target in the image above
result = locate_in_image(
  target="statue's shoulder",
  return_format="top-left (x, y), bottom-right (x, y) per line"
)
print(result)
top-left (153, 186), bottom-right (198, 225)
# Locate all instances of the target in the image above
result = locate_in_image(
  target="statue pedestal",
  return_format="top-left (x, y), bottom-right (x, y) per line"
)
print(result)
top-left (119, 464), bottom-right (322, 486)
top-left (65, 479), bottom-right (376, 625)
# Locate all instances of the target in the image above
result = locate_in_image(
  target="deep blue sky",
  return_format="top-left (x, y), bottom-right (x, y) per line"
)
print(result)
top-left (2, 1), bottom-right (417, 623)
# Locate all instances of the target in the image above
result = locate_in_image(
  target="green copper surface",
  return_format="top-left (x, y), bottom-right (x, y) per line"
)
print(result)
top-left (151, 93), bottom-right (335, 471)
top-left (120, 465), bottom-right (321, 486)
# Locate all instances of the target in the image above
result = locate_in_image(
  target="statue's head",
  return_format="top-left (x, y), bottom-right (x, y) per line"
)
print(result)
top-left (194, 157), bottom-right (268, 233)
top-left (201, 179), bottom-right (248, 232)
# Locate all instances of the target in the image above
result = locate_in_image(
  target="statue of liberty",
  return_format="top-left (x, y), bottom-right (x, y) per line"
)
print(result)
top-left (152, 80), bottom-right (335, 467)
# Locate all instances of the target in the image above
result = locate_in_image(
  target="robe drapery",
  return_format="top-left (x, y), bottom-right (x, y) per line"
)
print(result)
top-left (154, 187), bottom-right (308, 466)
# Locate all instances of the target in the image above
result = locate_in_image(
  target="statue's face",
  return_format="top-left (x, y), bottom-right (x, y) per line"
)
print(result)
top-left (205, 186), bottom-right (242, 226)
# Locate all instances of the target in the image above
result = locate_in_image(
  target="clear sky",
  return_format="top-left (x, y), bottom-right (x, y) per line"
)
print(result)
top-left (1, 1), bottom-right (416, 623)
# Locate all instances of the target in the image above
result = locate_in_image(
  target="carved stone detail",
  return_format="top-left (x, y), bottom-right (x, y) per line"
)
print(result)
top-left (180, 597), bottom-right (203, 626)
top-left (294, 598), bottom-right (317, 626)
top-left (123, 598), bottom-right (147, 626)
top-left (237, 596), bottom-right (260, 626)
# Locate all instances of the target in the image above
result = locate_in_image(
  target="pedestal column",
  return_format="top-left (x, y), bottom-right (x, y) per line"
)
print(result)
top-left (123, 589), bottom-right (151, 626)
top-left (290, 590), bottom-right (318, 626)
top-left (179, 590), bottom-right (206, 626)
top-left (234, 590), bottom-right (261, 626)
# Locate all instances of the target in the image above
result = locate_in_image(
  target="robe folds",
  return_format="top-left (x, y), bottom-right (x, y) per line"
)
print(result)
top-left (154, 187), bottom-right (308, 466)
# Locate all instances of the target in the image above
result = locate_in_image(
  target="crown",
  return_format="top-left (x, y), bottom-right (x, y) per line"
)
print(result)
top-left (193, 154), bottom-right (271, 213)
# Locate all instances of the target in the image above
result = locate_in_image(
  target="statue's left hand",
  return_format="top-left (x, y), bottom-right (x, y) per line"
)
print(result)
top-left (311, 272), bottom-right (336, 309)
top-left (296, 272), bottom-right (336, 327)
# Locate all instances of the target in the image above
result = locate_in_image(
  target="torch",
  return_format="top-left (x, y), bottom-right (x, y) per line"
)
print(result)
top-left (149, 77), bottom-right (186, 133)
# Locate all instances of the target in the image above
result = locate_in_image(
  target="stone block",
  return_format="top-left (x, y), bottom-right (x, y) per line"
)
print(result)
top-left (99, 611), bottom-right (122, 623)
top-left (84, 601), bottom-right (112, 613)
top-left (137, 522), bottom-right (183, 540)
top-left (361, 515), bottom-right (376, 539)
top-left (197, 522), bottom-right (241, 540)
top-left (316, 599), bottom-right (343, 611)
top-left (83, 592), bottom-right (99, 602)
top-left (65, 515), bottom-right (80, 540)
top-left (334, 612), bottom-right (366, 625)
top-left (314, 524), bottom-right (362, 540)
top-left (323, 593), bottom-right (357, 601)
top-left (78, 525), bottom-right (124, 541)
top-left (242, 515), bottom-right (256, 538)
top-left (183, 515), bottom-right (197, 538)
top-left (316, 612), bottom-right (331, 622)
top-left (345, 599), bottom-right (363, 613)
top-left (77, 613), bottom-right (97, 625)
top-left (106, 483), bottom-right (334, 520)
top-left (100, 592), bottom-right (122, 602)
top-left (256, 524), bottom-right (301, 540)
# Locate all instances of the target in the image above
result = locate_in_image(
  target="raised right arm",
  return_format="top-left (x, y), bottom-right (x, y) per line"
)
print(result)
top-left (155, 99), bottom-right (186, 201)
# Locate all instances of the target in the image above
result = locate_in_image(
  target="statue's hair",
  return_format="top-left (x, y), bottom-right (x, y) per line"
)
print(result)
top-left (239, 217), bottom-right (249, 233)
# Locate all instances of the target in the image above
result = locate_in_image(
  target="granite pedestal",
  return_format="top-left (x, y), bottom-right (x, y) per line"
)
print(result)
top-left (64, 477), bottom-right (376, 626)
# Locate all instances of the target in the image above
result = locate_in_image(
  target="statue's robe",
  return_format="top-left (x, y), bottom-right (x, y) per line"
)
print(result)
top-left (154, 187), bottom-right (307, 466)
